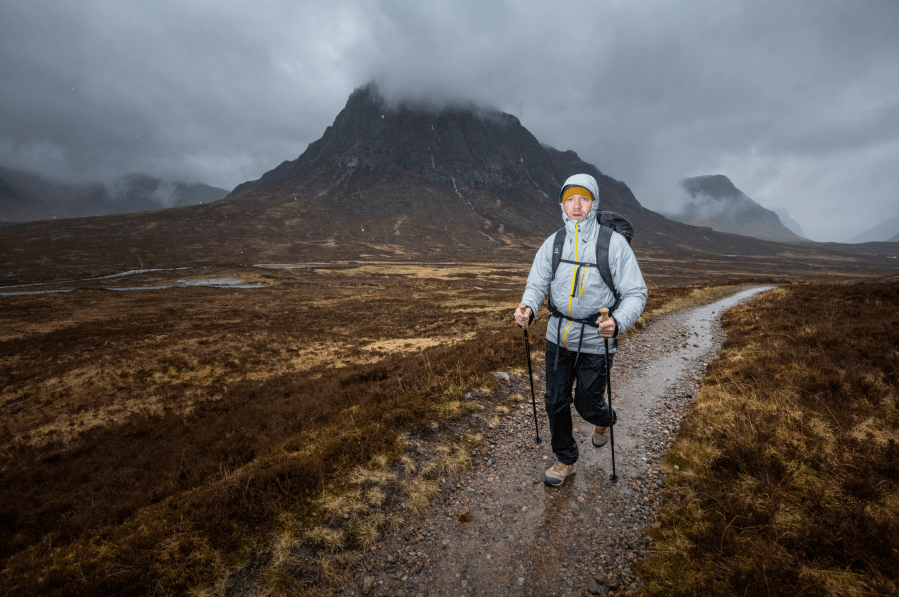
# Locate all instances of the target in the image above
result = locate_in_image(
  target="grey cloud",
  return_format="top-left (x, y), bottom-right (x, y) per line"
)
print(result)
top-left (1, 0), bottom-right (897, 241)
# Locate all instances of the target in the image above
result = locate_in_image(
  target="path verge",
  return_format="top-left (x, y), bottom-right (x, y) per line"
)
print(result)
top-left (639, 279), bottom-right (899, 596)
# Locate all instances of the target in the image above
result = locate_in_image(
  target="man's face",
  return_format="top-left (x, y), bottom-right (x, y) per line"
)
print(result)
top-left (563, 194), bottom-right (593, 222)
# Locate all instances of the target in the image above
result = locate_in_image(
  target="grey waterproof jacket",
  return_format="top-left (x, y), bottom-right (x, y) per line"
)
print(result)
top-left (520, 174), bottom-right (647, 354)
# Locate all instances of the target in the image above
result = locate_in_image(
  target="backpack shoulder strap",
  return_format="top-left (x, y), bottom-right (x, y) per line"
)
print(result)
top-left (550, 227), bottom-right (566, 280)
top-left (595, 225), bottom-right (621, 309)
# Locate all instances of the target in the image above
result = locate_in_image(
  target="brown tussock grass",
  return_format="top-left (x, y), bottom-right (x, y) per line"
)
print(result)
top-left (0, 267), bottom-right (751, 596)
top-left (637, 278), bottom-right (899, 597)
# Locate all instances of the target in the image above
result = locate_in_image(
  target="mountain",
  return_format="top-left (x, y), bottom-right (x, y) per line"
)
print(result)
top-left (845, 216), bottom-right (899, 244)
top-left (771, 207), bottom-right (808, 239)
top-left (229, 82), bottom-right (647, 244)
top-left (227, 83), bottom-right (784, 260)
top-left (2, 83), bottom-right (895, 285)
top-left (667, 175), bottom-right (804, 243)
top-left (0, 166), bottom-right (229, 222)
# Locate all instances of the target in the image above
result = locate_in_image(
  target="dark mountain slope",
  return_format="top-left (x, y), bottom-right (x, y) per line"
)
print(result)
top-left (230, 84), bottom-right (644, 238)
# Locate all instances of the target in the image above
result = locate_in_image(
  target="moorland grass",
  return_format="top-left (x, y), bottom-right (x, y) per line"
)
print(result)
top-left (0, 264), bottom-right (554, 596)
top-left (0, 269), bottom-right (771, 596)
top-left (638, 278), bottom-right (899, 596)
top-left (0, 320), bottom-right (542, 596)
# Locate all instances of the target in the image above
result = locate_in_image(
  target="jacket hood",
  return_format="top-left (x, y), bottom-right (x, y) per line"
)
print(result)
top-left (559, 173), bottom-right (600, 225)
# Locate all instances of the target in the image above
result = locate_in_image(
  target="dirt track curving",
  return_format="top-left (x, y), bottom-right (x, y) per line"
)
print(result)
top-left (346, 286), bottom-right (773, 597)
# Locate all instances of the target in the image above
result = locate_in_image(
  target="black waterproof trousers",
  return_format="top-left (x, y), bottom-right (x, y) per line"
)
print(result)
top-left (544, 341), bottom-right (615, 465)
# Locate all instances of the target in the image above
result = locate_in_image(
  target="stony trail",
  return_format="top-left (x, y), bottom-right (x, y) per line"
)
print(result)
top-left (351, 286), bottom-right (774, 597)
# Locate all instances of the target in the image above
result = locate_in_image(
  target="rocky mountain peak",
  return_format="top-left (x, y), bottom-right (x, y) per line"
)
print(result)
top-left (230, 82), bottom-right (642, 214)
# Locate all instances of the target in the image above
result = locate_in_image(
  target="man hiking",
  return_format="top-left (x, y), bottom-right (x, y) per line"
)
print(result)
top-left (514, 173), bottom-right (647, 486)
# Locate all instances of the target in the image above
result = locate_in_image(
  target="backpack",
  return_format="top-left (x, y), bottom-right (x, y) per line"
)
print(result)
top-left (549, 211), bottom-right (634, 315)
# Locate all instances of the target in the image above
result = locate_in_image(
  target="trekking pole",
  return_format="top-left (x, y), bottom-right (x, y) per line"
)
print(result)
top-left (518, 304), bottom-right (542, 445)
top-left (600, 308), bottom-right (618, 483)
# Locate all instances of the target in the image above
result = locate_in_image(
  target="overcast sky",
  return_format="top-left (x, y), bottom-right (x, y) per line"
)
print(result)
top-left (2, 0), bottom-right (897, 241)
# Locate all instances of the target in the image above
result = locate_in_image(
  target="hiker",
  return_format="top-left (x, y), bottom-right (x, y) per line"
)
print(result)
top-left (514, 174), bottom-right (647, 486)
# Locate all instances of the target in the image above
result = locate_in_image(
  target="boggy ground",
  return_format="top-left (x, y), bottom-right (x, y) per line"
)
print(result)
top-left (1, 263), bottom-right (744, 596)
top-left (339, 287), bottom-right (770, 597)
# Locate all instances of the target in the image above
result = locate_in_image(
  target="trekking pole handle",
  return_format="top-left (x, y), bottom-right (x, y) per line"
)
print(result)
top-left (517, 303), bottom-right (531, 328)
top-left (600, 308), bottom-right (610, 323)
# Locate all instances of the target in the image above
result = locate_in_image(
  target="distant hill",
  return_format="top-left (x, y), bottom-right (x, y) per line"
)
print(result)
top-left (0, 166), bottom-right (229, 222)
top-left (845, 216), bottom-right (899, 244)
top-left (889, 232), bottom-right (899, 243)
top-left (772, 207), bottom-right (808, 239)
top-left (667, 175), bottom-right (804, 243)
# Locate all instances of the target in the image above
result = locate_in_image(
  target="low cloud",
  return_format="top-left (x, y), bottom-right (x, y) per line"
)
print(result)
top-left (149, 180), bottom-right (178, 209)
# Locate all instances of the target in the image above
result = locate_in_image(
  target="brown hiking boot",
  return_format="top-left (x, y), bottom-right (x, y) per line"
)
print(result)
top-left (544, 461), bottom-right (577, 486)
top-left (592, 426), bottom-right (609, 448)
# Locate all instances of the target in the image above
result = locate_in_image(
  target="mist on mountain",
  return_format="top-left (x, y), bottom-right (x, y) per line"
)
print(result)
top-left (664, 175), bottom-right (804, 243)
top-left (0, 166), bottom-right (229, 222)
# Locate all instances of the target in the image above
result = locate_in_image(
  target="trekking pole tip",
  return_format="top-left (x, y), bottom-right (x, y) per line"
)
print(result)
top-left (609, 473), bottom-right (618, 483)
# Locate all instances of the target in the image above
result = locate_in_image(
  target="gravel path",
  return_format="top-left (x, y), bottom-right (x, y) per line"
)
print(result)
top-left (350, 286), bottom-right (774, 597)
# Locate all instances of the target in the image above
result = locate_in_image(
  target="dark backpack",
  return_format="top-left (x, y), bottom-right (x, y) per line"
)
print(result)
top-left (549, 211), bottom-right (634, 314)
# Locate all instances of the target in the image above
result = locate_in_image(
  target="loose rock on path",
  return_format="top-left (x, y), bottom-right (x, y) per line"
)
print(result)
top-left (351, 286), bottom-right (773, 597)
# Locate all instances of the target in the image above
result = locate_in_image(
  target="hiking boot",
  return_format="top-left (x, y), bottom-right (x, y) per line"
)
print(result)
top-left (544, 461), bottom-right (577, 487)
top-left (592, 426), bottom-right (610, 448)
